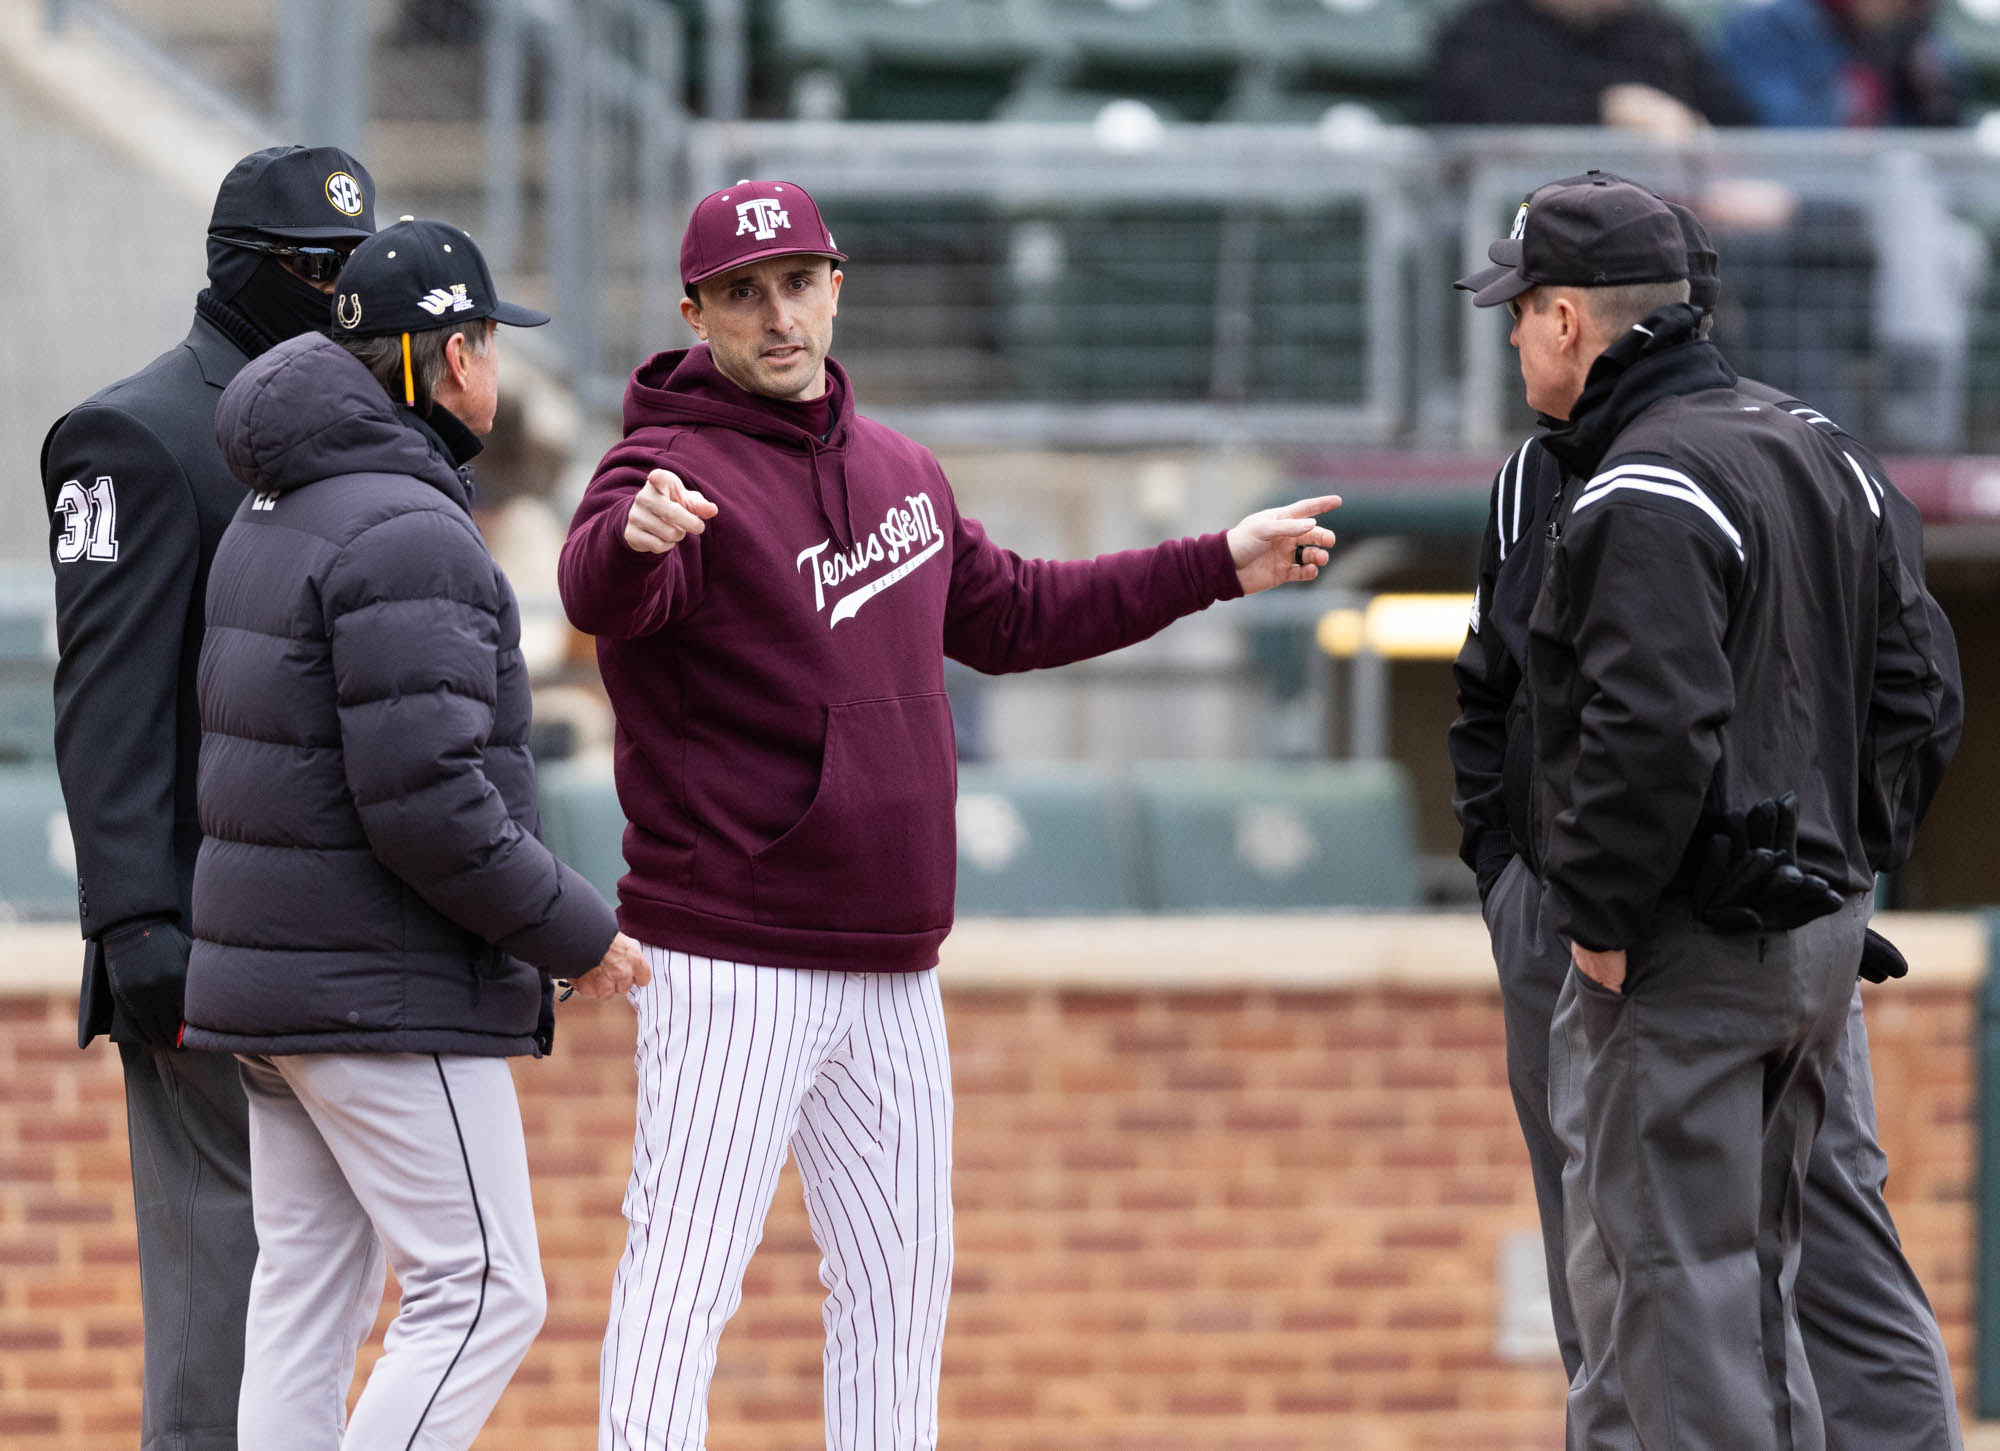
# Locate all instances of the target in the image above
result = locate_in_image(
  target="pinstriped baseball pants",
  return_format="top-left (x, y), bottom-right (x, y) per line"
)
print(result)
top-left (600, 949), bottom-right (955, 1451)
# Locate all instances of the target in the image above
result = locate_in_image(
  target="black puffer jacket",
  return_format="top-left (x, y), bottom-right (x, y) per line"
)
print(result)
top-left (182, 333), bottom-right (618, 1057)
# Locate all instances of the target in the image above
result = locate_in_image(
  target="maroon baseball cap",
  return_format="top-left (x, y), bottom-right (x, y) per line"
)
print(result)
top-left (680, 179), bottom-right (847, 288)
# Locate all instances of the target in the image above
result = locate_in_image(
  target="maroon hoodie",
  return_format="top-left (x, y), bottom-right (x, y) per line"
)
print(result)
top-left (559, 345), bottom-right (1242, 972)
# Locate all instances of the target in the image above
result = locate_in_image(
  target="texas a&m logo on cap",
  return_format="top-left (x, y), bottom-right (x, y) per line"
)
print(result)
top-left (735, 197), bottom-right (791, 242)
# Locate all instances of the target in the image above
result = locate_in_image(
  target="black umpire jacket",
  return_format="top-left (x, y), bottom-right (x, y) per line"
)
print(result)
top-left (40, 304), bottom-right (262, 1047)
top-left (1452, 303), bottom-right (1960, 950)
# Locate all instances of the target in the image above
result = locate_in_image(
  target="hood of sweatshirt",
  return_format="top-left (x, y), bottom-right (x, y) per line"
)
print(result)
top-left (623, 344), bottom-right (860, 547)
top-left (213, 332), bottom-right (477, 508)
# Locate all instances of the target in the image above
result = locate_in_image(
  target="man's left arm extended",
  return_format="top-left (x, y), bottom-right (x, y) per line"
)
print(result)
top-left (942, 491), bottom-right (1338, 674)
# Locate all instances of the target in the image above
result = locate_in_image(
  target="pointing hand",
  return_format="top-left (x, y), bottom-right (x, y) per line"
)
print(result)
top-left (625, 469), bottom-right (719, 555)
top-left (1227, 495), bottom-right (1341, 596)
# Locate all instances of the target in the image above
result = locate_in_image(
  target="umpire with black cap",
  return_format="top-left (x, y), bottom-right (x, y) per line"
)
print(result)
top-left (1460, 175), bottom-right (1929, 1450)
top-left (1451, 176), bottom-right (1963, 1451)
top-left (38, 143), bottom-right (373, 1451)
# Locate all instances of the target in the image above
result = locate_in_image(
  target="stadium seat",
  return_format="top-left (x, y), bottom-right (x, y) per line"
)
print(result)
top-left (0, 598), bottom-right (56, 764)
top-left (1129, 759), bottom-right (1419, 910)
top-left (773, 0), bottom-right (1038, 118)
top-left (999, 201), bottom-right (1224, 400)
top-left (1246, 201), bottom-right (1373, 403)
top-left (0, 765), bottom-right (77, 920)
top-left (1241, 0), bottom-right (1437, 89)
top-left (534, 758), bottom-right (629, 902)
top-left (954, 762), bottom-right (1145, 914)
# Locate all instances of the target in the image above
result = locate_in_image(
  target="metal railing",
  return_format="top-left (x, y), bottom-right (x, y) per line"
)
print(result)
top-left (30, 1), bottom-right (2000, 455)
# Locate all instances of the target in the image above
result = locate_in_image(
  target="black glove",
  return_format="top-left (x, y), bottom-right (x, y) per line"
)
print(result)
top-left (99, 916), bottom-right (192, 1048)
top-left (1692, 793), bottom-right (1845, 933)
top-left (1858, 927), bottom-right (1909, 983)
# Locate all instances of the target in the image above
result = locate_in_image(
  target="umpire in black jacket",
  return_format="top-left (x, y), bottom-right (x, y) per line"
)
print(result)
top-left (39, 144), bottom-right (374, 1450)
top-left (1452, 183), bottom-right (1963, 1451)
top-left (1462, 175), bottom-right (1941, 1451)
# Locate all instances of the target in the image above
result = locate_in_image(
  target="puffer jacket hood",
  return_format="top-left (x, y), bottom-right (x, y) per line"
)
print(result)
top-left (185, 332), bottom-right (618, 1059)
top-left (216, 331), bottom-right (472, 503)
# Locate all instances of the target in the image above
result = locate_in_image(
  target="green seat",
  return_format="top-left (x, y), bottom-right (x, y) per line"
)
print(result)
top-left (534, 758), bottom-right (629, 903)
top-left (1242, 0), bottom-right (1437, 85)
top-left (1247, 201), bottom-right (1373, 404)
top-left (0, 595), bottom-right (56, 765)
top-left (954, 763), bottom-right (1143, 914)
top-left (1025, 0), bottom-right (1251, 71)
top-left (1943, 0), bottom-right (2000, 79)
top-left (0, 672), bottom-right (55, 765)
top-left (999, 203), bottom-right (1223, 401)
top-left (0, 765), bottom-right (77, 920)
top-left (774, 0), bottom-right (1037, 117)
top-left (1129, 759), bottom-right (1418, 910)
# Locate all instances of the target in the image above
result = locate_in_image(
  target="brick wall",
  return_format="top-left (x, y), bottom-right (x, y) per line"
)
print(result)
top-left (0, 967), bottom-right (1979, 1450)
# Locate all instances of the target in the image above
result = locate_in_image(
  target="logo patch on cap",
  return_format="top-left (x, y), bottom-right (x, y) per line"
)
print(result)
top-left (336, 293), bottom-right (362, 330)
top-left (1509, 202), bottom-right (1530, 242)
top-left (326, 172), bottom-right (366, 218)
top-left (416, 284), bottom-right (476, 316)
top-left (735, 198), bottom-right (791, 242)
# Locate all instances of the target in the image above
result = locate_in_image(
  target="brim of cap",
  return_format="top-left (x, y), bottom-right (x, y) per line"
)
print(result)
top-left (231, 222), bottom-right (377, 243)
top-left (490, 300), bottom-right (551, 328)
top-left (1456, 237), bottom-right (1532, 307)
top-left (1452, 261), bottom-right (1511, 296)
top-left (684, 245), bottom-right (848, 287)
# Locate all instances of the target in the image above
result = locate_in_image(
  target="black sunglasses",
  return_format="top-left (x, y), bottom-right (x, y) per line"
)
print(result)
top-left (225, 237), bottom-right (357, 284)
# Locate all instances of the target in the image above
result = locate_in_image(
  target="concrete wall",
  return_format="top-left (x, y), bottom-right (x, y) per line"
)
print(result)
top-left (0, 914), bottom-right (1984, 1450)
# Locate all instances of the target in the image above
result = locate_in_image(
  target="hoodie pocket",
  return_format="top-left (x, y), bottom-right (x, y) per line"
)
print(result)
top-left (750, 693), bottom-right (956, 935)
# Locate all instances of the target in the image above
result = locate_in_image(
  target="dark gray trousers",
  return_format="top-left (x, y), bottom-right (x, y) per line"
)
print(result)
top-left (1484, 860), bottom-right (1959, 1451)
top-left (118, 1042), bottom-right (257, 1451)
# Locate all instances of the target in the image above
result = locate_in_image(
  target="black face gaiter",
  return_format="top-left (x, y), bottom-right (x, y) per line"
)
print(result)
top-left (206, 238), bottom-right (336, 342)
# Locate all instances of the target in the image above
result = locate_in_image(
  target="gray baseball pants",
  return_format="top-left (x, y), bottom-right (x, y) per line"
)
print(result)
top-left (1484, 860), bottom-right (1959, 1451)
top-left (235, 1052), bottom-right (547, 1451)
top-left (118, 1041), bottom-right (257, 1451)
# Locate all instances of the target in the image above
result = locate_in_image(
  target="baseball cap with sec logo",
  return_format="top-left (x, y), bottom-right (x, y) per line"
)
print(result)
top-left (207, 144), bottom-right (377, 243)
top-left (680, 179), bottom-right (847, 288)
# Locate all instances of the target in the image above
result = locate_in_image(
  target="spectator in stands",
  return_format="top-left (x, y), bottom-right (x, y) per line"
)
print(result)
top-left (39, 144), bottom-right (375, 1451)
top-left (1715, 0), bottom-right (1964, 126)
top-left (1425, 0), bottom-right (1753, 135)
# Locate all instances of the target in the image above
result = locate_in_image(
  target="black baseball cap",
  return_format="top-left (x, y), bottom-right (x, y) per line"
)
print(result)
top-left (208, 145), bottom-right (376, 243)
top-left (1455, 174), bottom-right (1688, 308)
top-left (332, 217), bottom-right (549, 339)
top-left (1669, 202), bottom-right (1719, 314)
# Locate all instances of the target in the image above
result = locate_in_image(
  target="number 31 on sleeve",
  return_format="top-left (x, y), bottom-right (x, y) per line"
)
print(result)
top-left (54, 476), bottom-right (119, 564)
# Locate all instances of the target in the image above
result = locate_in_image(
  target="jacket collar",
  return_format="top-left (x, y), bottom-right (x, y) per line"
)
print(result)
top-left (185, 307), bottom-right (260, 389)
top-left (1538, 303), bottom-right (1736, 478)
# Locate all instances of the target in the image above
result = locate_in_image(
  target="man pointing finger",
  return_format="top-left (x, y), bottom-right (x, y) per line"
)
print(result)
top-left (559, 177), bottom-right (1337, 1451)
top-left (623, 467), bottom-right (717, 553)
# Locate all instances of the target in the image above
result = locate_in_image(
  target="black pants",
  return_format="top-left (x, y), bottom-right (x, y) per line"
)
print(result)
top-left (1485, 862), bottom-right (1959, 1451)
top-left (118, 1041), bottom-right (258, 1451)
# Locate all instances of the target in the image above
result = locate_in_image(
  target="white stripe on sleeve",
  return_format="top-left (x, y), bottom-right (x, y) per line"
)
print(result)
top-left (1840, 450), bottom-right (1884, 519)
top-left (1573, 462), bottom-right (1745, 561)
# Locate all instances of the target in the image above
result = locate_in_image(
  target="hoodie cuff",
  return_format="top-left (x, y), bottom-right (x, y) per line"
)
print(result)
top-left (1198, 530), bottom-right (1245, 603)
